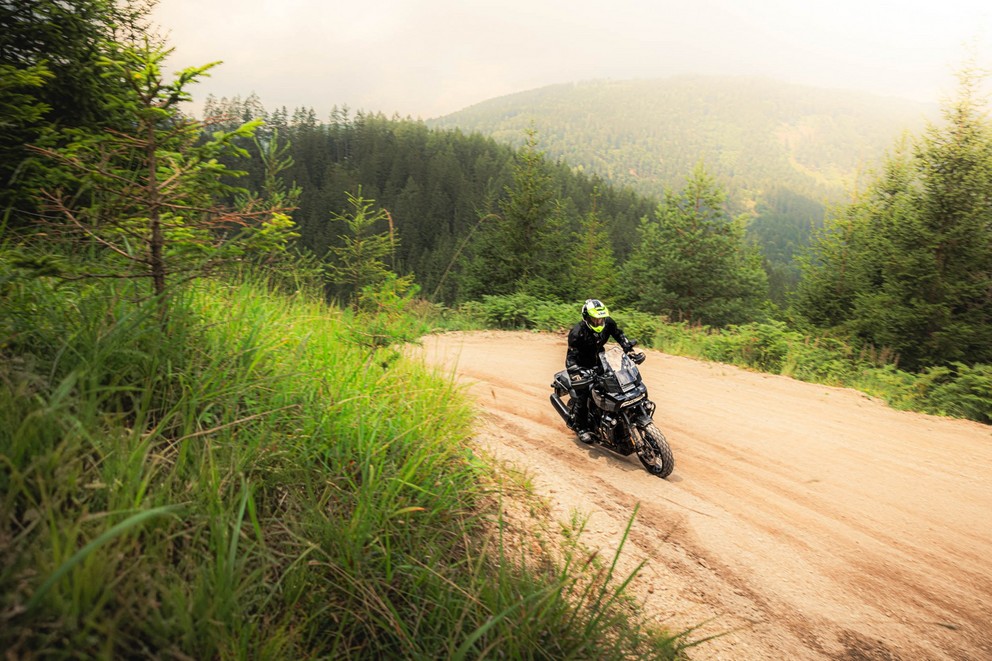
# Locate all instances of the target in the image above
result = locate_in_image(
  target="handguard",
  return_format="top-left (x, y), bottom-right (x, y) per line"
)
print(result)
top-left (569, 367), bottom-right (595, 387)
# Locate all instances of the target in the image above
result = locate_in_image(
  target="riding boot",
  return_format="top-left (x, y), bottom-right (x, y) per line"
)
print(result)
top-left (574, 399), bottom-right (595, 444)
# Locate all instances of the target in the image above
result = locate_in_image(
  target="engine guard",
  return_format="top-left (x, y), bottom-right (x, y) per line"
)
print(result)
top-left (549, 393), bottom-right (572, 426)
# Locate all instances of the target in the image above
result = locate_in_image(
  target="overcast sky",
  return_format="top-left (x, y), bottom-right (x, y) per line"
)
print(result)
top-left (151, 0), bottom-right (990, 120)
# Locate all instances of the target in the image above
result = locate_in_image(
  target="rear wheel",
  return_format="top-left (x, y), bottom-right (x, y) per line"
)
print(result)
top-left (634, 423), bottom-right (674, 478)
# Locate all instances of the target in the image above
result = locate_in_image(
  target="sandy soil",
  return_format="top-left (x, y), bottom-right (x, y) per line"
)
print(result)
top-left (417, 330), bottom-right (992, 660)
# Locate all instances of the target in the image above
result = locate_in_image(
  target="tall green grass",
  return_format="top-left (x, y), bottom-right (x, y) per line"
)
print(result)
top-left (0, 267), bottom-right (684, 658)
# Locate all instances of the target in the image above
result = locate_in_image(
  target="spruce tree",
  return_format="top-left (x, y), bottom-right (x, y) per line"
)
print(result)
top-left (462, 128), bottom-right (569, 298)
top-left (569, 190), bottom-right (618, 301)
top-left (29, 42), bottom-right (297, 308)
top-left (794, 70), bottom-right (992, 368)
top-left (0, 0), bottom-right (155, 213)
top-left (326, 191), bottom-right (414, 310)
top-left (621, 164), bottom-right (769, 325)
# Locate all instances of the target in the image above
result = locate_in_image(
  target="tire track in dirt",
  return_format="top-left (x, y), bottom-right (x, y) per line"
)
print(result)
top-left (417, 330), bottom-right (992, 660)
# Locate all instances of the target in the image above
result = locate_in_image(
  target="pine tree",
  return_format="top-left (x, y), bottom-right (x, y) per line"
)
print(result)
top-left (794, 70), bottom-right (992, 368)
top-left (326, 191), bottom-right (414, 310)
top-left (569, 189), bottom-right (618, 301)
top-left (462, 128), bottom-right (569, 298)
top-left (621, 164), bottom-right (768, 325)
top-left (0, 0), bottom-right (154, 213)
top-left (29, 42), bottom-right (297, 308)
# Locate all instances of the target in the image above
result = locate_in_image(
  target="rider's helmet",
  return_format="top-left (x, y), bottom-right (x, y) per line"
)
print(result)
top-left (582, 299), bottom-right (610, 333)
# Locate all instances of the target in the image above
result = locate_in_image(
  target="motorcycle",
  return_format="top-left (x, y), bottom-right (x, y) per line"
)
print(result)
top-left (549, 345), bottom-right (675, 478)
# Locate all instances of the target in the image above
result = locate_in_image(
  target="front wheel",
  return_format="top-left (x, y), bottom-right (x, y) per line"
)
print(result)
top-left (634, 423), bottom-right (674, 479)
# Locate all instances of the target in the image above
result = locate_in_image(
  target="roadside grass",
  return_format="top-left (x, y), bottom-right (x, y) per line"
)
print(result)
top-left (0, 269), bottom-right (685, 658)
top-left (452, 295), bottom-right (992, 424)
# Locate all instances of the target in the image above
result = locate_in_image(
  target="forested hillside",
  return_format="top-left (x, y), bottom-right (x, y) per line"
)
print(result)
top-left (430, 77), bottom-right (935, 296)
top-left (204, 100), bottom-right (659, 304)
top-left (431, 76), bottom-right (932, 200)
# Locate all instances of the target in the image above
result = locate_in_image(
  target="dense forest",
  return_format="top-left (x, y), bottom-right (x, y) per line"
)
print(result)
top-left (200, 98), bottom-right (662, 304)
top-left (430, 77), bottom-right (936, 297)
top-left (197, 96), bottom-right (768, 323)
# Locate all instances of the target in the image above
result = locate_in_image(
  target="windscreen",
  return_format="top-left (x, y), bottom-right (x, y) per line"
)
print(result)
top-left (602, 346), bottom-right (637, 390)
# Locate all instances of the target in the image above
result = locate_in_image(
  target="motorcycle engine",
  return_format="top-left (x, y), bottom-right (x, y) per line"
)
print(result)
top-left (598, 413), bottom-right (618, 440)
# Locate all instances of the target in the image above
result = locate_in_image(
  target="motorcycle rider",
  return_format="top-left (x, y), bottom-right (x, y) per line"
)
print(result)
top-left (566, 299), bottom-right (645, 443)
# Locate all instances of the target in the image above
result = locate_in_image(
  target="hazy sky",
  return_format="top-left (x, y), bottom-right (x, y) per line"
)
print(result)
top-left (151, 0), bottom-right (990, 119)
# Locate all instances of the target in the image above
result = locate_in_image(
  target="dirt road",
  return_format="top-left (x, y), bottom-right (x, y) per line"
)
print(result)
top-left (418, 331), bottom-right (992, 660)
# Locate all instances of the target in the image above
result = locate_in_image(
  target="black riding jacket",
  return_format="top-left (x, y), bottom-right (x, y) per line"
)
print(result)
top-left (565, 317), bottom-right (634, 371)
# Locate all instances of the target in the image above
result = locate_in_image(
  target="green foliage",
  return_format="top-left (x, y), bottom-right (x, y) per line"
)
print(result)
top-left (461, 129), bottom-right (574, 300)
top-left (570, 191), bottom-right (619, 300)
top-left (750, 187), bottom-right (825, 304)
top-left (794, 71), bottom-right (992, 369)
top-left (430, 76), bottom-right (931, 290)
top-left (202, 98), bottom-right (658, 305)
top-left (456, 294), bottom-right (666, 347)
top-left (620, 164), bottom-right (770, 326)
top-left (0, 0), bottom-right (152, 125)
top-left (914, 363), bottom-right (992, 423)
top-left (460, 293), bottom-right (576, 330)
top-left (0, 265), bottom-right (683, 658)
top-left (325, 190), bottom-right (416, 311)
top-left (28, 42), bottom-right (298, 302)
top-left (0, 0), bottom-right (157, 214)
top-left (700, 321), bottom-right (794, 373)
top-left (349, 272), bottom-right (427, 355)
top-left (0, 62), bottom-right (54, 211)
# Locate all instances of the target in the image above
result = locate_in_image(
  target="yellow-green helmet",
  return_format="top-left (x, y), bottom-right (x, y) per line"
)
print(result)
top-left (582, 299), bottom-right (610, 333)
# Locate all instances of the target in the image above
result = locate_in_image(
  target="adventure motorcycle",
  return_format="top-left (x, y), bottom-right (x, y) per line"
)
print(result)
top-left (550, 345), bottom-right (675, 478)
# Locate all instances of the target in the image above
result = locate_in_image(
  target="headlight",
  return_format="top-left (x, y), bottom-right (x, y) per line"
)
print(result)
top-left (620, 394), bottom-right (645, 408)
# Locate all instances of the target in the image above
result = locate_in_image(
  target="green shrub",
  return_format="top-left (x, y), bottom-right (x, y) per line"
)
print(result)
top-left (455, 294), bottom-right (666, 343)
top-left (611, 309), bottom-right (667, 347)
top-left (848, 364), bottom-right (920, 410)
top-left (785, 335), bottom-right (856, 384)
top-left (446, 294), bottom-right (992, 425)
top-left (916, 363), bottom-right (992, 423)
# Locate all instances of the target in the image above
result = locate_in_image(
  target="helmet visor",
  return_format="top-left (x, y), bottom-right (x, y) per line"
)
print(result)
top-left (586, 318), bottom-right (606, 333)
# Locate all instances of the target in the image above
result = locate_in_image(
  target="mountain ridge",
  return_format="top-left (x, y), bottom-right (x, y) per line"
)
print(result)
top-left (429, 75), bottom-right (935, 203)
top-left (428, 75), bottom-right (936, 296)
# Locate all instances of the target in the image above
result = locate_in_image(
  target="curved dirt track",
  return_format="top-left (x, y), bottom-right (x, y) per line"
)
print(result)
top-left (418, 331), bottom-right (992, 660)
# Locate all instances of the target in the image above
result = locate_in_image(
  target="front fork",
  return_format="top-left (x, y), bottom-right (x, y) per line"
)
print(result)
top-left (622, 402), bottom-right (657, 449)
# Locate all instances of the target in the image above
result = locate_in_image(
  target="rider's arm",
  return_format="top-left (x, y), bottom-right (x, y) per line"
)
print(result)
top-left (609, 319), bottom-right (635, 353)
top-left (565, 326), bottom-right (583, 370)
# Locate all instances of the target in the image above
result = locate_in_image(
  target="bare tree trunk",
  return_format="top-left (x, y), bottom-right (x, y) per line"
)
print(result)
top-left (145, 119), bottom-right (166, 301)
